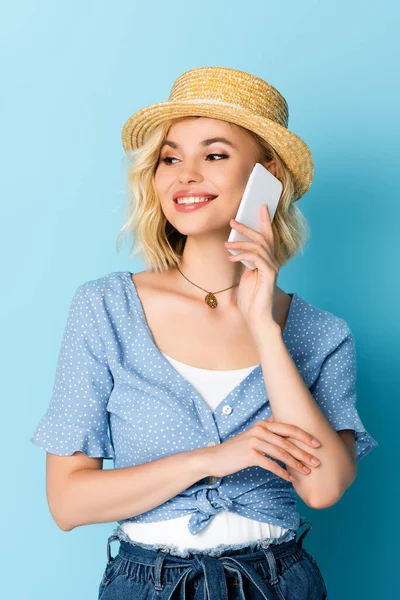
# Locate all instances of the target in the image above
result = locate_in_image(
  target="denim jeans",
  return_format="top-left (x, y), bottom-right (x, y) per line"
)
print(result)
top-left (98, 520), bottom-right (328, 599)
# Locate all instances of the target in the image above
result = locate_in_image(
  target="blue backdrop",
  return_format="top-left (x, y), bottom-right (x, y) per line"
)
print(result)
top-left (2, 1), bottom-right (396, 598)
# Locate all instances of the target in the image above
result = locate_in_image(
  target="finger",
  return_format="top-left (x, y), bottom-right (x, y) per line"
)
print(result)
top-left (230, 218), bottom-right (267, 246)
top-left (260, 420), bottom-right (321, 447)
top-left (229, 251), bottom-right (278, 274)
top-left (226, 236), bottom-right (278, 268)
top-left (225, 239), bottom-right (269, 254)
top-left (256, 454), bottom-right (295, 483)
top-left (258, 429), bottom-right (320, 469)
top-left (252, 437), bottom-right (312, 474)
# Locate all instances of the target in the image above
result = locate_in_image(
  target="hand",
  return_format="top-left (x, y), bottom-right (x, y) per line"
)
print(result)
top-left (224, 204), bottom-right (280, 333)
top-left (204, 416), bottom-right (322, 484)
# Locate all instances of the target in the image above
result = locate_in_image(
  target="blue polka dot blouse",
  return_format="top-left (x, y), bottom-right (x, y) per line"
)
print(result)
top-left (30, 271), bottom-right (379, 535)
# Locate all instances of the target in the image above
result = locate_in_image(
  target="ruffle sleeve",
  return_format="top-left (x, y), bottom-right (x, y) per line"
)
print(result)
top-left (309, 323), bottom-right (378, 463)
top-left (30, 282), bottom-right (115, 459)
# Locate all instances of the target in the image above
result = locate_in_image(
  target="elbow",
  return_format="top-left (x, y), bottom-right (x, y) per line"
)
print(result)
top-left (60, 523), bottom-right (75, 532)
top-left (56, 515), bottom-right (76, 532)
top-left (47, 477), bottom-right (84, 532)
top-left (57, 521), bottom-right (74, 532)
top-left (47, 493), bottom-right (77, 532)
top-left (49, 506), bottom-right (75, 532)
top-left (306, 476), bottom-right (357, 509)
top-left (306, 493), bottom-right (341, 509)
top-left (306, 460), bottom-right (358, 509)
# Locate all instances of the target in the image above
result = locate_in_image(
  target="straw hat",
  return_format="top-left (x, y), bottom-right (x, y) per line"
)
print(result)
top-left (121, 66), bottom-right (314, 201)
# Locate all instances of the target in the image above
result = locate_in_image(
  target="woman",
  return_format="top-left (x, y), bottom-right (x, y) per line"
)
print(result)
top-left (31, 66), bottom-right (378, 599)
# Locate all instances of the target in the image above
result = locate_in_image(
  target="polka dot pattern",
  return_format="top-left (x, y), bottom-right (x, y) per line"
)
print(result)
top-left (30, 271), bottom-right (378, 534)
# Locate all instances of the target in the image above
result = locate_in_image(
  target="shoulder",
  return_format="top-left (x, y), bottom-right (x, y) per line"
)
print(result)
top-left (293, 292), bottom-right (353, 352)
top-left (68, 272), bottom-right (134, 324)
top-left (75, 271), bottom-right (130, 301)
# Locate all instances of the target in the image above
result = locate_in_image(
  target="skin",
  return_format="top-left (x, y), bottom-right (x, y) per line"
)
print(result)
top-left (154, 116), bottom-right (278, 311)
top-left (45, 116), bottom-right (356, 531)
top-left (154, 117), bottom-right (356, 506)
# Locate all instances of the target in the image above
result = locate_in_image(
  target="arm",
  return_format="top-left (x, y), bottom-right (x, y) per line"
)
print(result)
top-left (254, 322), bottom-right (357, 509)
top-left (47, 447), bottom-right (208, 532)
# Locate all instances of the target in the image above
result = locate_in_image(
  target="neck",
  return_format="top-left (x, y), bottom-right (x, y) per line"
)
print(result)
top-left (168, 234), bottom-right (279, 311)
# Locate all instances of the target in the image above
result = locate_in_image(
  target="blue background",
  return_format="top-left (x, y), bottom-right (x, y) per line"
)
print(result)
top-left (2, 1), bottom-right (396, 597)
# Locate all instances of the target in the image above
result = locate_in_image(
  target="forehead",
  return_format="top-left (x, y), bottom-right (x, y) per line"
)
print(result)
top-left (165, 116), bottom-right (249, 142)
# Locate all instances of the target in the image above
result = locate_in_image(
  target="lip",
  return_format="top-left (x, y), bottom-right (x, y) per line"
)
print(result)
top-left (173, 189), bottom-right (218, 201)
top-left (173, 197), bottom-right (217, 212)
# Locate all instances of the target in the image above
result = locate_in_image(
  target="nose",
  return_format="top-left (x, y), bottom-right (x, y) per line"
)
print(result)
top-left (179, 174), bottom-right (203, 184)
top-left (177, 163), bottom-right (204, 183)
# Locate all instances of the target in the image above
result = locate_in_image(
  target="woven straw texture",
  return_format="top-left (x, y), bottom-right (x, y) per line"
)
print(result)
top-left (121, 66), bottom-right (314, 201)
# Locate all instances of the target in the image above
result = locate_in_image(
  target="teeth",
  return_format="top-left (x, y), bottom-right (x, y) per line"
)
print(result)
top-left (176, 196), bottom-right (215, 205)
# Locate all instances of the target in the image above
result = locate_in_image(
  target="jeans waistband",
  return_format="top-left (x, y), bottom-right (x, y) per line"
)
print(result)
top-left (104, 520), bottom-right (313, 600)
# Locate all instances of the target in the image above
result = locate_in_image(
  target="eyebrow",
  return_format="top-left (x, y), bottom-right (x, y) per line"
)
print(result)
top-left (160, 136), bottom-right (236, 150)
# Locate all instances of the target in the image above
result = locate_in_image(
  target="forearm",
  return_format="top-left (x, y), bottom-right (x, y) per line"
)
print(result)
top-left (255, 322), bottom-right (357, 508)
top-left (60, 448), bottom-right (208, 531)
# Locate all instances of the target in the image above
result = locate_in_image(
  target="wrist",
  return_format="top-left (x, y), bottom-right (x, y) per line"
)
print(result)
top-left (251, 318), bottom-right (282, 346)
top-left (187, 446), bottom-right (212, 479)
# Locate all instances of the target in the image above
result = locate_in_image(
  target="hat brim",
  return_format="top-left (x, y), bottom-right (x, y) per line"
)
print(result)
top-left (121, 101), bottom-right (314, 200)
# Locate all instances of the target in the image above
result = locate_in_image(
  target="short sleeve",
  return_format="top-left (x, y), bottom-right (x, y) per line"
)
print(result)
top-left (309, 324), bottom-right (378, 464)
top-left (30, 283), bottom-right (115, 459)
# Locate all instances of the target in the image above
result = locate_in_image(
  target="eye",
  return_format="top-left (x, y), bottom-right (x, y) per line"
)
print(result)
top-left (160, 153), bottom-right (229, 165)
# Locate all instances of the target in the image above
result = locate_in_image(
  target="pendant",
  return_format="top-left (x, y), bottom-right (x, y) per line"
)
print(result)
top-left (205, 292), bottom-right (218, 309)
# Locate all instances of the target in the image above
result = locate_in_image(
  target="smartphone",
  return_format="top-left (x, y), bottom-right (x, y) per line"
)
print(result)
top-left (226, 162), bottom-right (283, 270)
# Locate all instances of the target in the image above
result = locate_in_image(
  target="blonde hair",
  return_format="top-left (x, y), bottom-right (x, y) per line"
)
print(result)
top-left (116, 117), bottom-right (310, 272)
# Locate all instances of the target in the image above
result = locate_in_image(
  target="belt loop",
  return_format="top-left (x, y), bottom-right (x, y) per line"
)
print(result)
top-left (261, 546), bottom-right (279, 586)
top-left (261, 546), bottom-right (286, 600)
top-left (296, 519), bottom-right (313, 548)
top-left (154, 550), bottom-right (167, 592)
top-left (107, 534), bottom-right (120, 564)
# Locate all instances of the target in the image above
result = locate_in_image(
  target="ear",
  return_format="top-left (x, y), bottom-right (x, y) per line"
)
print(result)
top-left (261, 159), bottom-right (279, 179)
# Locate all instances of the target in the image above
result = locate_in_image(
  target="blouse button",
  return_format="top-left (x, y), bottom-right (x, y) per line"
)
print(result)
top-left (222, 404), bottom-right (233, 415)
top-left (207, 441), bottom-right (216, 447)
top-left (209, 476), bottom-right (218, 484)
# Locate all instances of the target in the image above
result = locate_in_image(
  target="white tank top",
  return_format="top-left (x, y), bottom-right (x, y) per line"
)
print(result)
top-left (121, 352), bottom-right (289, 553)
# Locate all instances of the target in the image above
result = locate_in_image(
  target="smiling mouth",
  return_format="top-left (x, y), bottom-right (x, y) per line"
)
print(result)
top-left (173, 196), bottom-right (218, 204)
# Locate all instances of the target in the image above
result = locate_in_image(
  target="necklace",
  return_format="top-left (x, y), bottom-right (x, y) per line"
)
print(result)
top-left (176, 266), bottom-right (240, 309)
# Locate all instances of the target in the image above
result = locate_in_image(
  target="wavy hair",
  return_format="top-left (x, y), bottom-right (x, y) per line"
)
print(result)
top-left (116, 117), bottom-right (310, 272)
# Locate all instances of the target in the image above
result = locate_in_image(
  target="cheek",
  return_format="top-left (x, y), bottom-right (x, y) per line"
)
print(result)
top-left (225, 173), bottom-right (249, 202)
top-left (221, 162), bottom-right (249, 189)
top-left (153, 167), bottom-right (162, 187)
top-left (153, 170), bottom-right (171, 197)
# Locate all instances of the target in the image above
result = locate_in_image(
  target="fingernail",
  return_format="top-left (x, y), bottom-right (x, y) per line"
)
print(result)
top-left (311, 458), bottom-right (320, 466)
top-left (311, 439), bottom-right (321, 447)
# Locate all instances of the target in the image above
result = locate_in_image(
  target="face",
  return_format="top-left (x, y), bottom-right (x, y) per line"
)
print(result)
top-left (154, 117), bottom-right (273, 237)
